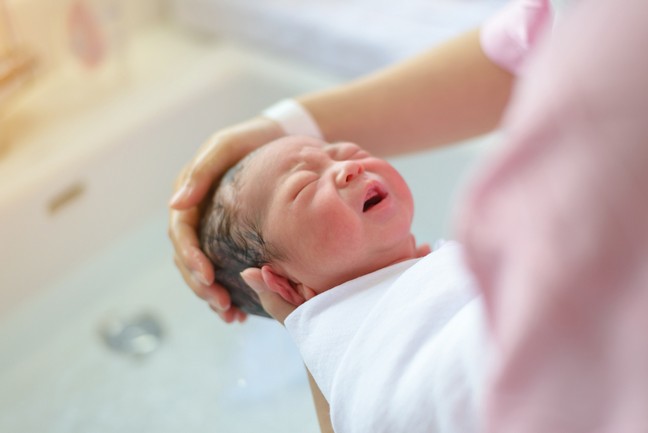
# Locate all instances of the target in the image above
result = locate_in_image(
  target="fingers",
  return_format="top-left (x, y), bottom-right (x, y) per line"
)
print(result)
top-left (210, 302), bottom-right (248, 324)
top-left (172, 250), bottom-right (247, 323)
top-left (168, 116), bottom-right (284, 324)
top-left (169, 117), bottom-right (284, 210)
top-left (168, 202), bottom-right (239, 318)
top-left (417, 242), bottom-right (432, 257)
top-left (169, 131), bottom-right (234, 210)
top-left (168, 184), bottom-right (252, 323)
top-left (168, 203), bottom-right (214, 281)
top-left (241, 268), bottom-right (296, 325)
top-left (169, 143), bottom-right (226, 210)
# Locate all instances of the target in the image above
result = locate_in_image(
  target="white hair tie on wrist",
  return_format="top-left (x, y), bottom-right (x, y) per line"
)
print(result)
top-left (262, 99), bottom-right (324, 139)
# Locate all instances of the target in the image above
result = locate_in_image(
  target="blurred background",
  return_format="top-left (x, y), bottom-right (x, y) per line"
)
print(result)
top-left (0, 1), bottom-right (503, 432)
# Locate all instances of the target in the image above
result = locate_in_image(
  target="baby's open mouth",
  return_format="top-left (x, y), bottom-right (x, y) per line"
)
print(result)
top-left (363, 184), bottom-right (388, 212)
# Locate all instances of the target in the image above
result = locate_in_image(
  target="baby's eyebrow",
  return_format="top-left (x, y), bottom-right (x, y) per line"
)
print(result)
top-left (292, 160), bottom-right (308, 171)
top-left (282, 161), bottom-right (308, 181)
top-left (289, 147), bottom-right (327, 171)
top-left (279, 158), bottom-right (311, 190)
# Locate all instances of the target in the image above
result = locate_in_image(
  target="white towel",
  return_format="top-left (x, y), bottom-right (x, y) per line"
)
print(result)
top-left (285, 241), bottom-right (488, 433)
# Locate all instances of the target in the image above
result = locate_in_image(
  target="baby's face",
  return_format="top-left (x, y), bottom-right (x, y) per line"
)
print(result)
top-left (239, 136), bottom-right (416, 293)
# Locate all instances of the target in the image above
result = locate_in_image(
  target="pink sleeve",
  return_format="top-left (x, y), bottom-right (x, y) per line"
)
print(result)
top-left (458, 0), bottom-right (648, 431)
top-left (480, 0), bottom-right (552, 75)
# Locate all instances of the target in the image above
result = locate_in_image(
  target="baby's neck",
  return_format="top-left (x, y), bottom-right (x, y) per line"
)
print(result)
top-left (316, 234), bottom-right (421, 295)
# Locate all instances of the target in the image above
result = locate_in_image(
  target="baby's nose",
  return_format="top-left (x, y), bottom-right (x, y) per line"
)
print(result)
top-left (336, 161), bottom-right (364, 187)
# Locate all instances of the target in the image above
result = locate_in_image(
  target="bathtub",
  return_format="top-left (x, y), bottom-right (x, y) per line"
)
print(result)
top-left (0, 25), bottom-right (488, 433)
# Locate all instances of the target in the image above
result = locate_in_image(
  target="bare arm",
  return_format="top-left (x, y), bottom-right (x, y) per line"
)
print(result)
top-left (307, 369), bottom-right (334, 433)
top-left (240, 270), bottom-right (334, 432)
top-left (300, 28), bottom-right (514, 156)
top-left (170, 27), bottom-right (513, 321)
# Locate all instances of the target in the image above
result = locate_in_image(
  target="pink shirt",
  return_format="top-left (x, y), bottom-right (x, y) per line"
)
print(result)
top-left (480, 0), bottom-right (552, 75)
top-left (462, 0), bottom-right (648, 431)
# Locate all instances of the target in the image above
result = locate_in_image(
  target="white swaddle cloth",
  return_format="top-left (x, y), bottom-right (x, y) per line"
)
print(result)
top-left (285, 241), bottom-right (488, 433)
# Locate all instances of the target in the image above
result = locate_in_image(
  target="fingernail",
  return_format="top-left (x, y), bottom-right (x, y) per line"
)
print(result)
top-left (169, 184), bottom-right (190, 206)
top-left (251, 285), bottom-right (266, 295)
top-left (192, 270), bottom-right (210, 287)
top-left (206, 292), bottom-right (230, 310)
top-left (240, 271), bottom-right (265, 294)
top-left (208, 299), bottom-right (225, 311)
top-left (219, 298), bottom-right (231, 310)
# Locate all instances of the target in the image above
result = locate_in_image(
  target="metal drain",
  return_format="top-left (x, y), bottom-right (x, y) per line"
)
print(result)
top-left (98, 311), bottom-right (164, 356)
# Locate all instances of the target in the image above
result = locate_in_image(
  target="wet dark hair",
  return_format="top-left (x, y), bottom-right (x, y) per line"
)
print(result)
top-left (199, 151), bottom-right (281, 318)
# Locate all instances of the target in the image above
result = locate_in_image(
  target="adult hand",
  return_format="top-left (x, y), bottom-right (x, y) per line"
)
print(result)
top-left (168, 116), bottom-right (285, 322)
top-left (240, 268), bottom-right (297, 325)
top-left (416, 242), bottom-right (432, 257)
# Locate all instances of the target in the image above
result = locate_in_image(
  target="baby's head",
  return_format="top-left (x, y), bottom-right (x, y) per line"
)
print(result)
top-left (200, 136), bottom-right (417, 317)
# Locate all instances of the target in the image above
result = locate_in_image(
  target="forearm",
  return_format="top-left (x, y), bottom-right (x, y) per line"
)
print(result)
top-left (298, 28), bottom-right (514, 157)
top-left (307, 368), bottom-right (334, 433)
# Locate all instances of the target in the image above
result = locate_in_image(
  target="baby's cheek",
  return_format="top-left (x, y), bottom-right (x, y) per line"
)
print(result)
top-left (309, 194), bottom-right (364, 246)
top-left (322, 221), bottom-right (364, 257)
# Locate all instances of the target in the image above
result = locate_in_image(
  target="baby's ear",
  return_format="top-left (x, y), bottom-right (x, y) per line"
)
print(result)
top-left (260, 265), bottom-right (306, 306)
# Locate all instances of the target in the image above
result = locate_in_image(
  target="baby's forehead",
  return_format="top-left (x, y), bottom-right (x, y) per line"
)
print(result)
top-left (237, 137), bottom-right (323, 187)
top-left (231, 138), bottom-right (321, 216)
top-left (251, 137), bottom-right (327, 173)
top-left (267, 136), bottom-right (326, 157)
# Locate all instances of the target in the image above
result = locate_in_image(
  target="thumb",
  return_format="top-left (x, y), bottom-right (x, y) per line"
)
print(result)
top-left (169, 163), bottom-right (208, 210)
top-left (416, 242), bottom-right (432, 257)
top-left (241, 268), bottom-right (296, 325)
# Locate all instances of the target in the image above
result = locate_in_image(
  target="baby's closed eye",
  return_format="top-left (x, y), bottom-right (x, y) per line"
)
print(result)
top-left (290, 171), bottom-right (319, 201)
top-left (328, 142), bottom-right (369, 161)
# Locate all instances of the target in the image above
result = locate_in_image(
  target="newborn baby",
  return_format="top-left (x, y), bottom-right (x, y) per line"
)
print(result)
top-left (199, 135), bottom-right (420, 317)
top-left (199, 136), bottom-right (486, 433)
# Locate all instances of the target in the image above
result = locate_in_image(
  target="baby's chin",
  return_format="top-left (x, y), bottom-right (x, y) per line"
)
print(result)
top-left (377, 232), bottom-right (421, 266)
top-left (390, 234), bottom-right (421, 263)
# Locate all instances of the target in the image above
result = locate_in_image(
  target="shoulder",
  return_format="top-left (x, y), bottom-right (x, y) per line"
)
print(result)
top-left (481, 0), bottom-right (553, 74)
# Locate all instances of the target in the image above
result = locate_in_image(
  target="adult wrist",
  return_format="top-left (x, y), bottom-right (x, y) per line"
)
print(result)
top-left (262, 99), bottom-right (324, 139)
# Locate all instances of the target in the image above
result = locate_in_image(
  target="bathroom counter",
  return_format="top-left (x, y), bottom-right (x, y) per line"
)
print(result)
top-left (0, 20), bottom-right (341, 433)
top-left (0, 21), bottom-right (339, 315)
top-left (0, 22), bottom-right (339, 205)
top-left (0, 18), bottom-right (490, 433)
